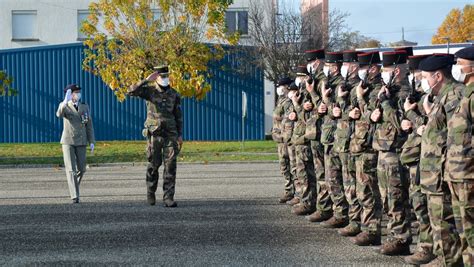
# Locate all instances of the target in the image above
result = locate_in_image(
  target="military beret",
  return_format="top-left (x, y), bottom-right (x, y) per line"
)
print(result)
top-left (358, 51), bottom-right (381, 66)
top-left (455, 46), bottom-right (474, 61)
top-left (153, 65), bottom-right (169, 74)
top-left (408, 54), bottom-right (431, 70)
top-left (305, 49), bottom-right (325, 62)
top-left (296, 65), bottom-right (309, 76)
top-left (325, 52), bottom-right (343, 63)
top-left (64, 84), bottom-right (81, 93)
top-left (342, 50), bottom-right (361, 63)
top-left (277, 77), bottom-right (293, 87)
top-left (382, 51), bottom-right (407, 67)
top-left (288, 82), bottom-right (299, 91)
top-left (419, 54), bottom-right (455, 72)
top-left (394, 47), bottom-right (414, 57)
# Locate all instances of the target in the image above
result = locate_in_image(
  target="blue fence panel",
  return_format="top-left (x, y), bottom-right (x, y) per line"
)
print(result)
top-left (0, 43), bottom-right (264, 143)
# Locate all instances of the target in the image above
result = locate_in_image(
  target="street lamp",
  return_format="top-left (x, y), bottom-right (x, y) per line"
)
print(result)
top-left (442, 37), bottom-right (451, 54)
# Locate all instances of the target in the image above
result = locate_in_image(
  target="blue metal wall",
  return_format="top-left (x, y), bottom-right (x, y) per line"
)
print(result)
top-left (0, 43), bottom-right (264, 142)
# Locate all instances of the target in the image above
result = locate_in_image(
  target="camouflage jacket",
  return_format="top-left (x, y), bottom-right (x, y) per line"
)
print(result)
top-left (349, 75), bottom-right (383, 154)
top-left (400, 90), bottom-right (427, 165)
top-left (272, 96), bottom-right (292, 143)
top-left (446, 83), bottom-right (474, 181)
top-left (128, 80), bottom-right (183, 138)
top-left (333, 76), bottom-right (360, 153)
top-left (291, 83), bottom-right (314, 145)
top-left (316, 74), bottom-right (343, 146)
top-left (282, 99), bottom-right (296, 144)
top-left (372, 80), bottom-right (411, 152)
top-left (420, 80), bottom-right (464, 193)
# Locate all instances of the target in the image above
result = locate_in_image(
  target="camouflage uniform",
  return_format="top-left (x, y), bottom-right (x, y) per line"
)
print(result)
top-left (273, 96), bottom-right (296, 198)
top-left (420, 80), bottom-right (464, 265)
top-left (400, 93), bottom-right (433, 254)
top-left (333, 76), bottom-right (362, 230)
top-left (351, 75), bottom-right (383, 236)
top-left (372, 80), bottom-right (412, 243)
top-left (446, 83), bottom-right (474, 266)
top-left (307, 71), bottom-right (333, 215)
top-left (291, 86), bottom-right (316, 210)
top-left (318, 75), bottom-right (348, 220)
top-left (128, 80), bottom-right (183, 201)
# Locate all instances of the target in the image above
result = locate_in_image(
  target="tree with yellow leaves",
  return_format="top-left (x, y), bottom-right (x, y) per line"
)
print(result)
top-left (81, 0), bottom-right (239, 101)
top-left (0, 70), bottom-right (17, 96)
top-left (432, 4), bottom-right (473, 44)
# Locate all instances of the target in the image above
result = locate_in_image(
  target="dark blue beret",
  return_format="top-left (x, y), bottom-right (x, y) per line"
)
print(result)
top-left (455, 46), bottom-right (474, 61)
top-left (419, 54), bottom-right (455, 72)
top-left (277, 77), bottom-right (293, 87)
top-left (64, 84), bottom-right (81, 93)
top-left (288, 82), bottom-right (299, 91)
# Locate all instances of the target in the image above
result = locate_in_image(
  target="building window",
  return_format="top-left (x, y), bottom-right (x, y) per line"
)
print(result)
top-left (225, 10), bottom-right (248, 35)
top-left (77, 10), bottom-right (90, 40)
top-left (12, 10), bottom-right (38, 41)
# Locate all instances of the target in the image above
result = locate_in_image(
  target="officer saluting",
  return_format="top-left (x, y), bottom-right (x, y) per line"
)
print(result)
top-left (56, 84), bottom-right (95, 203)
top-left (128, 65), bottom-right (183, 207)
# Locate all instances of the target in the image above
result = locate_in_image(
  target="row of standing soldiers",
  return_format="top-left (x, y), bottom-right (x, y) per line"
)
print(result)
top-left (272, 46), bottom-right (474, 266)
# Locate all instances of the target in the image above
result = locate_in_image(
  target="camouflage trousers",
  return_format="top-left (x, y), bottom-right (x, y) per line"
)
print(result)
top-left (311, 141), bottom-right (332, 214)
top-left (377, 151), bottom-right (411, 242)
top-left (354, 152), bottom-right (382, 234)
top-left (277, 143), bottom-right (296, 197)
top-left (146, 135), bottom-right (179, 200)
top-left (448, 180), bottom-right (474, 266)
top-left (324, 145), bottom-right (348, 219)
top-left (406, 164), bottom-right (433, 252)
top-left (427, 185), bottom-right (463, 266)
top-left (295, 143), bottom-right (317, 209)
top-left (341, 152), bottom-right (362, 229)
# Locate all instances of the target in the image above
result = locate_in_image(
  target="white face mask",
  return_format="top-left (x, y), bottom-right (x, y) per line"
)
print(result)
top-left (307, 64), bottom-right (314, 74)
top-left (452, 65), bottom-right (472, 83)
top-left (341, 65), bottom-right (349, 79)
top-left (158, 77), bottom-right (169, 87)
top-left (421, 79), bottom-right (432, 94)
top-left (408, 73), bottom-right (421, 88)
top-left (323, 66), bottom-right (330, 77)
top-left (276, 86), bottom-right (285, 96)
top-left (295, 77), bottom-right (302, 87)
top-left (358, 69), bottom-right (368, 80)
top-left (73, 92), bottom-right (81, 102)
top-left (381, 71), bottom-right (392, 85)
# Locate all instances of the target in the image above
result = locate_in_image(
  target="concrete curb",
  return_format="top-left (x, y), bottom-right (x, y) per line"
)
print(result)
top-left (0, 160), bottom-right (280, 169)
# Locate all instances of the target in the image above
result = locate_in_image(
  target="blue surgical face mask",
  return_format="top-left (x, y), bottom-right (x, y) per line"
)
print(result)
top-left (73, 92), bottom-right (81, 102)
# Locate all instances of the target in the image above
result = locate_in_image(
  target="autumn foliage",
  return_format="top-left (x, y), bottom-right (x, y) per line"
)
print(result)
top-left (81, 0), bottom-right (239, 101)
top-left (432, 4), bottom-right (473, 44)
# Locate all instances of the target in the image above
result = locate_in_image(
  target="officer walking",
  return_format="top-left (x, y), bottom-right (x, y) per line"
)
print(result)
top-left (56, 84), bottom-right (95, 203)
top-left (128, 65), bottom-right (183, 207)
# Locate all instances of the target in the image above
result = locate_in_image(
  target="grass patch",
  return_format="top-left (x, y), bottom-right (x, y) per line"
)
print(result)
top-left (0, 141), bottom-right (278, 165)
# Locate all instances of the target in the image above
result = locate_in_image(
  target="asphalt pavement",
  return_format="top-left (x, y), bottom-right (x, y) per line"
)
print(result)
top-left (0, 163), bottom-right (409, 266)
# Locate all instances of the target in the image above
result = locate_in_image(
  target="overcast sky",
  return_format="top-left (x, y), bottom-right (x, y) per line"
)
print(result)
top-left (280, 0), bottom-right (472, 46)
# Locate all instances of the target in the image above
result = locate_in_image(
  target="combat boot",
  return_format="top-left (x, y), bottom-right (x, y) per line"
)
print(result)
top-left (420, 256), bottom-right (444, 267)
top-left (147, 193), bottom-right (156, 206)
top-left (350, 231), bottom-right (381, 246)
top-left (279, 193), bottom-right (294, 204)
top-left (291, 204), bottom-right (315, 216)
top-left (163, 198), bottom-right (177, 208)
top-left (286, 197), bottom-right (300, 206)
top-left (404, 247), bottom-right (436, 265)
top-left (338, 224), bottom-right (361, 237)
top-left (306, 211), bottom-right (333, 222)
top-left (321, 216), bottom-right (349, 228)
top-left (379, 238), bottom-right (411, 256)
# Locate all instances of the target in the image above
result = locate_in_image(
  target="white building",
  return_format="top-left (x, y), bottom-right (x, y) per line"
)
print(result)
top-left (0, 0), bottom-right (278, 135)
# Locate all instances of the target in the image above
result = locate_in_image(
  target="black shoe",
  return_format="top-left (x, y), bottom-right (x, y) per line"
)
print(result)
top-left (163, 198), bottom-right (177, 208)
top-left (72, 198), bottom-right (79, 204)
top-left (147, 193), bottom-right (156, 206)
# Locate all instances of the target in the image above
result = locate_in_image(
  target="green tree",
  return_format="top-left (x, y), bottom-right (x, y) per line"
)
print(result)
top-left (81, 0), bottom-right (239, 101)
top-left (0, 70), bottom-right (17, 96)
top-left (432, 4), bottom-right (473, 44)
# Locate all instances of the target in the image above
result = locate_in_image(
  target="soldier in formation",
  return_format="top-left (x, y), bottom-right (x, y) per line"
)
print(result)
top-left (271, 45), bottom-right (474, 266)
